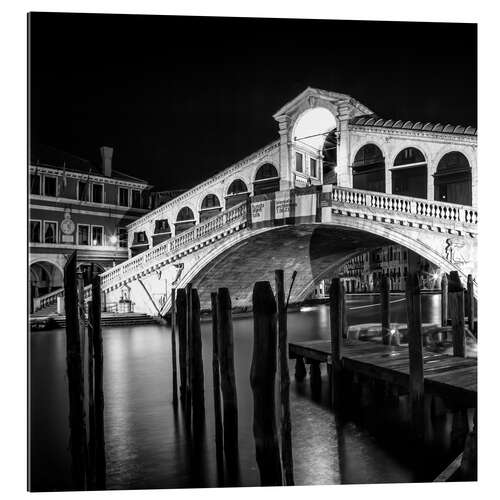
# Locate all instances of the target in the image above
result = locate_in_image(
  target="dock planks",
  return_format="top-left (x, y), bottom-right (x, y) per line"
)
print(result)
top-left (288, 339), bottom-right (476, 407)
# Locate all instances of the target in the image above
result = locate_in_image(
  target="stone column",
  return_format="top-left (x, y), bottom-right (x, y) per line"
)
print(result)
top-left (471, 151), bottom-right (478, 207)
top-left (427, 158), bottom-right (435, 201)
top-left (276, 115), bottom-right (292, 191)
top-left (335, 104), bottom-right (353, 188)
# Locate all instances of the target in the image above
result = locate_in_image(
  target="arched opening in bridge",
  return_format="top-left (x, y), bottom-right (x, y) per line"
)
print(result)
top-left (292, 107), bottom-right (337, 186)
top-left (352, 144), bottom-right (385, 193)
top-left (199, 194), bottom-right (222, 222)
top-left (253, 163), bottom-right (280, 196)
top-left (434, 152), bottom-right (472, 206)
top-left (30, 261), bottom-right (64, 298)
top-left (77, 262), bottom-right (106, 286)
top-left (391, 147), bottom-right (427, 199)
top-left (153, 218), bottom-right (171, 247)
top-left (322, 129), bottom-right (338, 184)
top-left (225, 179), bottom-right (249, 209)
top-left (175, 206), bottom-right (196, 235)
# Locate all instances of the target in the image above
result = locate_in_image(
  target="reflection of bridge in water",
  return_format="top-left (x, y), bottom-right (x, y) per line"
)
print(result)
top-left (34, 88), bottom-right (478, 315)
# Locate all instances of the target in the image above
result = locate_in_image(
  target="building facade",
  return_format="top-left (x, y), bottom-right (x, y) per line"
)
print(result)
top-left (311, 244), bottom-right (441, 298)
top-left (29, 145), bottom-right (152, 305)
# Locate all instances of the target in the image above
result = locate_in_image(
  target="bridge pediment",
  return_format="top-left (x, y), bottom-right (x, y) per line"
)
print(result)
top-left (273, 87), bottom-right (373, 123)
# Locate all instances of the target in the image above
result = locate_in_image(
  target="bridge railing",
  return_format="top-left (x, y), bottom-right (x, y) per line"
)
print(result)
top-left (331, 186), bottom-right (478, 226)
top-left (99, 201), bottom-right (248, 291)
top-left (33, 287), bottom-right (64, 312)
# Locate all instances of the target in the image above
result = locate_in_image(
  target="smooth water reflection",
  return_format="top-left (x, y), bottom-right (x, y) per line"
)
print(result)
top-left (30, 295), bottom-right (442, 491)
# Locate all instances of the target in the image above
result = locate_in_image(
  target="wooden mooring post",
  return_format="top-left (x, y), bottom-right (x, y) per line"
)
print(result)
top-left (176, 289), bottom-right (187, 407)
top-left (185, 284), bottom-right (193, 424)
top-left (190, 289), bottom-right (205, 432)
top-left (171, 288), bottom-right (178, 408)
top-left (329, 278), bottom-right (344, 409)
top-left (275, 270), bottom-right (294, 486)
top-left (87, 302), bottom-right (96, 488)
top-left (251, 281), bottom-right (283, 486)
top-left (441, 273), bottom-right (448, 328)
top-left (449, 271), bottom-right (466, 358)
top-left (91, 274), bottom-right (106, 490)
top-left (63, 251), bottom-right (88, 490)
top-left (217, 287), bottom-right (240, 483)
top-left (466, 274), bottom-right (475, 334)
top-left (380, 275), bottom-right (391, 345)
top-left (210, 292), bottom-right (224, 484)
top-left (405, 272), bottom-right (425, 440)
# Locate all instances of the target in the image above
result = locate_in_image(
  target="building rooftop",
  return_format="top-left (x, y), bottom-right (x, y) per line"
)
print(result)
top-left (349, 115), bottom-right (477, 136)
top-left (30, 144), bottom-right (151, 184)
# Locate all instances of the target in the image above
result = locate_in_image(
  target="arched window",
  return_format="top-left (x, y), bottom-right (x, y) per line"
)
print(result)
top-left (227, 179), bottom-right (248, 195)
top-left (201, 194), bottom-right (220, 209)
top-left (434, 152), bottom-right (472, 206)
top-left (199, 194), bottom-right (222, 222)
top-left (392, 147), bottom-right (427, 199)
top-left (352, 144), bottom-right (385, 193)
top-left (225, 179), bottom-right (249, 209)
top-left (254, 163), bottom-right (280, 196)
top-left (176, 207), bottom-right (195, 222)
top-left (175, 207), bottom-right (196, 235)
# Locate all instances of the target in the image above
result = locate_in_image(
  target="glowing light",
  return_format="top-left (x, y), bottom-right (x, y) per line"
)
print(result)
top-left (109, 234), bottom-right (118, 245)
top-left (432, 273), bottom-right (439, 280)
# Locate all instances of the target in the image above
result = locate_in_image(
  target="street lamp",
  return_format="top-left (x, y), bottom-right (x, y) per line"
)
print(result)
top-left (109, 234), bottom-right (118, 266)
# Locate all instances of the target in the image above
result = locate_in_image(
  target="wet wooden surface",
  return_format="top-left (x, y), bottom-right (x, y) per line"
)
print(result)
top-left (289, 339), bottom-right (477, 407)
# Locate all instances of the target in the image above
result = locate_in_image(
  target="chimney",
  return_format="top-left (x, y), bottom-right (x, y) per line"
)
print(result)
top-left (100, 146), bottom-right (114, 177)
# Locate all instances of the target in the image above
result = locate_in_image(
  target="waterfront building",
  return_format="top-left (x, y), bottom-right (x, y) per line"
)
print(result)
top-left (29, 145), bottom-right (152, 307)
top-left (312, 244), bottom-right (441, 298)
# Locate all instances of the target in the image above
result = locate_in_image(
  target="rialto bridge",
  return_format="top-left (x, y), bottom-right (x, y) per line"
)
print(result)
top-left (35, 88), bottom-right (478, 315)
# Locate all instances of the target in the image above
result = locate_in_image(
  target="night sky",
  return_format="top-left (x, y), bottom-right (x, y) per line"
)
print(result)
top-left (29, 13), bottom-right (477, 191)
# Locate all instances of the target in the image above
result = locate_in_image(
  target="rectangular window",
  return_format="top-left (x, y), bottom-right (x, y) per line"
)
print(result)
top-left (78, 225), bottom-right (90, 246)
top-left (44, 221), bottom-right (57, 243)
top-left (92, 183), bottom-right (104, 203)
top-left (92, 226), bottom-right (103, 246)
top-left (30, 220), bottom-right (41, 243)
top-left (44, 176), bottom-right (57, 197)
top-left (118, 227), bottom-right (128, 248)
top-left (30, 174), bottom-right (41, 195)
top-left (295, 152), bottom-right (303, 173)
top-left (131, 190), bottom-right (141, 208)
top-left (310, 158), bottom-right (318, 178)
top-left (137, 231), bottom-right (147, 243)
top-left (119, 187), bottom-right (129, 207)
top-left (78, 181), bottom-right (88, 201)
top-left (155, 219), bottom-right (170, 233)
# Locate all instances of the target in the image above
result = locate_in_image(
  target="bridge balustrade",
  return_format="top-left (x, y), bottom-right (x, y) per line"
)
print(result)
top-left (98, 201), bottom-right (248, 291)
top-left (331, 186), bottom-right (478, 226)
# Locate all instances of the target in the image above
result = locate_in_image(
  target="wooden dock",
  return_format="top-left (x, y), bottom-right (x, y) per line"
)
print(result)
top-left (288, 339), bottom-right (477, 407)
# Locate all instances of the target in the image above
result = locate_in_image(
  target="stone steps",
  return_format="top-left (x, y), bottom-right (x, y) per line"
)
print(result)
top-left (30, 312), bottom-right (160, 331)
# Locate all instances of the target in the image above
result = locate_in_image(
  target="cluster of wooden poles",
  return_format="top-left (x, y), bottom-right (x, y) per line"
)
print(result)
top-left (170, 270), bottom-right (296, 486)
top-left (63, 251), bottom-right (106, 490)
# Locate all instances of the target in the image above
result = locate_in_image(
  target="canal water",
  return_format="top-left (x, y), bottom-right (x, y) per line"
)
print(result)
top-left (30, 294), bottom-right (452, 491)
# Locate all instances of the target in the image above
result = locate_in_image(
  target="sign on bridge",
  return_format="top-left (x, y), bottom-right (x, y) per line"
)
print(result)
top-left (251, 189), bottom-right (318, 227)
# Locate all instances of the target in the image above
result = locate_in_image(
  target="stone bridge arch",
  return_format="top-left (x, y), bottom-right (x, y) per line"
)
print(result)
top-left (170, 217), bottom-right (476, 311)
